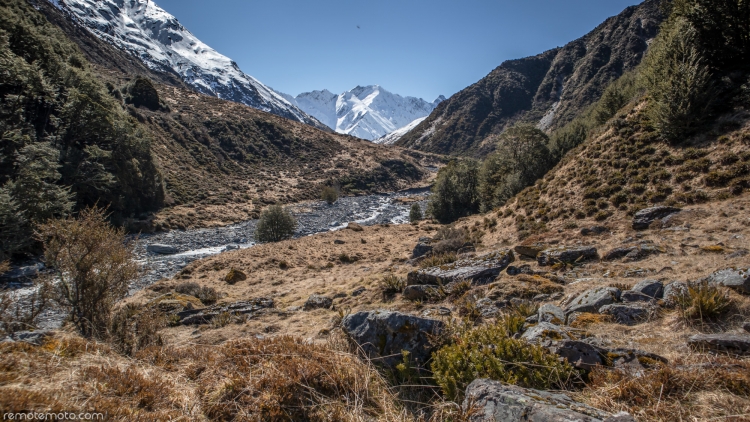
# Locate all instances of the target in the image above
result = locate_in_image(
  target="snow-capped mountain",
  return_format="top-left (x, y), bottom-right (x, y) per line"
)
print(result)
top-left (374, 117), bottom-right (429, 145)
top-left (53, 0), bottom-right (325, 128)
top-left (286, 86), bottom-right (445, 141)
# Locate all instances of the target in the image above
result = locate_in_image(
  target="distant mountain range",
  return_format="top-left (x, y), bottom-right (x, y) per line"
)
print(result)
top-left (283, 86), bottom-right (445, 141)
top-left (53, 0), bottom-right (328, 130)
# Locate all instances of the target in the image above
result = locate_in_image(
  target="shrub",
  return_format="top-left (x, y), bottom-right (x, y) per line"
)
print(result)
top-left (419, 252), bottom-right (458, 269)
top-left (677, 282), bottom-right (731, 323)
top-left (174, 282), bottom-right (219, 305)
top-left (431, 316), bottom-right (575, 401)
top-left (431, 226), bottom-right (471, 255)
top-left (224, 268), bottom-right (247, 285)
top-left (39, 207), bottom-right (138, 338)
top-left (0, 277), bottom-right (51, 336)
top-left (428, 160), bottom-right (480, 223)
top-left (108, 304), bottom-right (165, 356)
top-left (321, 185), bottom-right (338, 204)
top-left (381, 274), bottom-right (406, 297)
top-left (125, 76), bottom-right (160, 110)
top-left (409, 203), bottom-right (423, 223)
top-left (254, 205), bottom-right (297, 242)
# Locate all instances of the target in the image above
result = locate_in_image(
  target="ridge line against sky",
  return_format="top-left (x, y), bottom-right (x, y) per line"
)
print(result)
top-left (152, 0), bottom-right (642, 101)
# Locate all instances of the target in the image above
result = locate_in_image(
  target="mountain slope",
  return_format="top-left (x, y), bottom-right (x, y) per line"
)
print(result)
top-left (397, 0), bottom-right (665, 156)
top-left (53, 0), bottom-right (328, 130)
top-left (288, 86), bottom-right (444, 140)
top-left (374, 117), bottom-right (428, 145)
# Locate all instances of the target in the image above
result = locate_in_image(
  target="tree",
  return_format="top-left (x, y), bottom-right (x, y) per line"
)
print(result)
top-left (427, 160), bottom-right (480, 224)
top-left (38, 207), bottom-right (138, 338)
top-left (409, 203), bottom-right (423, 223)
top-left (0, 185), bottom-right (30, 261)
top-left (255, 205), bottom-right (297, 242)
top-left (321, 185), bottom-right (338, 204)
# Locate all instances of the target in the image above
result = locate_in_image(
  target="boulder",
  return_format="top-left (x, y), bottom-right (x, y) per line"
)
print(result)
top-left (463, 379), bottom-right (612, 421)
top-left (351, 287), bottom-right (367, 297)
top-left (565, 287), bottom-right (621, 315)
top-left (407, 250), bottom-right (514, 286)
top-left (506, 264), bottom-right (533, 276)
top-left (744, 322), bottom-right (750, 333)
top-left (402, 285), bottom-right (439, 301)
top-left (688, 334), bottom-right (750, 355)
top-left (631, 279), bottom-right (664, 299)
top-left (538, 246), bottom-right (598, 266)
top-left (620, 290), bottom-right (656, 303)
top-left (602, 246), bottom-right (637, 261)
top-left (662, 281), bottom-right (689, 306)
top-left (303, 294), bottom-right (333, 311)
top-left (513, 243), bottom-right (547, 259)
top-left (179, 298), bottom-right (274, 325)
top-left (412, 239), bottom-right (433, 259)
top-left (632, 206), bottom-right (681, 230)
top-left (334, 239), bottom-right (346, 245)
top-left (521, 322), bottom-right (575, 343)
top-left (538, 304), bottom-right (565, 325)
top-left (548, 340), bottom-right (604, 370)
top-left (341, 310), bottom-right (443, 368)
top-left (702, 268), bottom-right (750, 294)
top-left (146, 244), bottom-right (178, 254)
top-left (581, 226), bottom-right (609, 236)
top-left (346, 222), bottom-right (364, 232)
top-left (603, 244), bottom-right (663, 261)
top-left (599, 303), bottom-right (654, 326)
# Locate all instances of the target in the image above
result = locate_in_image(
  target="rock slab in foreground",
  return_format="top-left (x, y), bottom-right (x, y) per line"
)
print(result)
top-left (463, 379), bottom-right (613, 421)
top-left (688, 334), bottom-right (750, 355)
top-left (342, 310), bottom-right (443, 368)
top-left (703, 268), bottom-right (750, 294)
top-left (632, 206), bottom-right (681, 230)
top-left (407, 250), bottom-right (514, 286)
top-left (538, 246), bottom-right (598, 266)
top-left (565, 287), bottom-right (621, 315)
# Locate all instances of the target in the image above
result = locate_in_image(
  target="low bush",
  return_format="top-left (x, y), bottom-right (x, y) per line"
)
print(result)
top-left (254, 205), bottom-right (297, 242)
top-left (676, 282), bottom-right (731, 323)
top-left (381, 274), bottom-right (406, 297)
top-left (419, 252), bottom-right (458, 269)
top-left (321, 185), bottom-right (339, 204)
top-left (174, 282), bottom-right (219, 305)
top-left (224, 268), bottom-right (247, 285)
top-left (108, 304), bottom-right (165, 356)
top-left (431, 315), bottom-right (575, 401)
top-left (409, 203), bottom-right (423, 223)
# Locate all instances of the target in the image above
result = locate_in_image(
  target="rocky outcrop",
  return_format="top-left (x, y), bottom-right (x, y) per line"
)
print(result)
top-left (602, 243), bottom-right (664, 261)
top-left (632, 206), bottom-right (681, 230)
top-left (599, 303), bottom-right (654, 325)
top-left (178, 298), bottom-right (274, 325)
top-left (402, 285), bottom-right (440, 301)
top-left (521, 322), bottom-right (577, 343)
top-left (548, 340), bottom-right (603, 370)
top-left (538, 246), bottom-right (598, 266)
top-left (688, 334), bottom-right (750, 355)
top-left (538, 304), bottom-right (566, 325)
top-left (514, 243), bottom-right (547, 259)
top-left (620, 290), bottom-right (657, 303)
top-left (303, 295), bottom-right (333, 311)
top-left (663, 281), bottom-right (688, 306)
top-left (412, 237), bottom-right (433, 259)
top-left (341, 310), bottom-right (443, 368)
top-left (702, 268), bottom-right (750, 294)
top-left (565, 287), bottom-right (621, 315)
top-left (463, 379), bottom-right (614, 421)
top-left (631, 279), bottom-right (664, 299)
top-left (407, 250), bottom-right (514, 286)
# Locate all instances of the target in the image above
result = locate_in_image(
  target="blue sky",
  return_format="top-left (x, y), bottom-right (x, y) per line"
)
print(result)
top-left (154, 0), bottom-right (641, 101)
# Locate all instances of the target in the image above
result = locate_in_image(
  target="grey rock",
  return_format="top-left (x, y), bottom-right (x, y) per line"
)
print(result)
top-left (402, 285), bottom-right (439, 301)
top-left (565, 287), bottom-right (621, 315)
top-left (303, 294), bottom-right (333, 310)
top-left (631, 279), bottom-right (664, 298)
top-left (222, 244), bottom-right (239, 252)
top-left (602, 246), bottom-right (637, 261)
top-left (727, 249), bottom-right (749, 259)
top-left (621, 290), bottom-right (657, 303)
top-left (632, 206), bottom-right (681, 230)
top-left (341, 310), bottom-right (443, 368)
top-left (351, 287), bottom-right (367, 297)
top-left (334, 239), bottom-right (346, 245)
top-left (538, 246), bottom-right (598, 266)
top-left (407, 250), bottom-right (514, 286)
top-left (412, 241), bottom-right (433, 259)
top-left (178, 298), bottom-right (274, 325)
top-left (663, 281), bottom-right (689, 306)
top-left (599, 303), bottom-right (654, 325)
top-left (688, 333), bottom-right (750, 355)
top-left (604, 413), bottom-right (637, 422)
top-left (513, 243), bottom-right (547, 259)
top-left (581, 226), bottom-right (609, 236)
top-left (147, 243), bottom-right (178, 254)
top-left (463, 379), bottom-right (611, 422)
top-left (525, 314), bottom-right (539, 324)
top-left (703, 268), bottom-right (750, 294)
top-left (549, 340), bottom-right (603, 370)
top-left (623, 244), bottom-right (664, 262)
top-left (2, 330), bottom-right (52, 346)
top-left (332, 292), bottom-right (347, 299)
top-left (744, 322), bottom-right (750, 333)
top-left (521, 322), bottom-right (574, 343)
top-left (506, 265), bottom-right (533, 276)
top-left (538, 304), bottom-right (565, 325)
top-left (532, 293), bottom-right (550, 302)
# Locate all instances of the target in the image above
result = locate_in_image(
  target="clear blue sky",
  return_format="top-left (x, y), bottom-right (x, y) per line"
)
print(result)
top-left (154, 0), bottom-right (641, 101)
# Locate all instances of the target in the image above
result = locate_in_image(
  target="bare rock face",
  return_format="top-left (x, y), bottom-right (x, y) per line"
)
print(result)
top-left (565, 287), bottom-right (621, 315)
top-left (632, 206), bottom-right (681, 230)
top-left (631, 279), bottom-right (664, 299)
top-left (688, 334), bottom-right (750, 355)
top-left (702, 268), bottom-right (750, 294)
top-left (407, 250), bottom-right (514, 286)
top-left (538, 246), bottom-right (598, 266)
top-left (463, 379), bottom-right (614, 422)
top-left (599, 303), bottom-right (655, 326)
top-left (341, 310), bottom-right (443, 368)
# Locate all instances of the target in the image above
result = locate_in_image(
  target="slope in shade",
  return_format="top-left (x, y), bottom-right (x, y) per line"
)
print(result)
top-left (287, 85), bottom-right (445, 141)
top-left (55, 0), bottom-right (326, 129)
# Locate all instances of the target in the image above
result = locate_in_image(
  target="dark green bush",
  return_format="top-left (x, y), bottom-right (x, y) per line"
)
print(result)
top-left (254, 205), bottom-right (297, 242)
top-left (428, 160), bottom-right (480, 223)
top-left (409, 203), bottom-right (423, 223)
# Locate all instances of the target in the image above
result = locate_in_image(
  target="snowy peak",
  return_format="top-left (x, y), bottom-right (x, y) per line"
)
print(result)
top-left (55, 0), bottom-right (325, 128)
top-left (289, 85), bottom-right (443, 141)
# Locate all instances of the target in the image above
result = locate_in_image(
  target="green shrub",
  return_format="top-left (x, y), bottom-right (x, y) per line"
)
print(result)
top-left (125, 77), bottom-right (160, 110)
top-left (409, 203), bottom-right (423, 223)
top-left (108, 303), bottom-right (165, 356)
top-left (321, 186), bottom-right (338, 204)
top-left (677, 282), bottom-right (731, 323)
top-left (254, 205), bottom-right (297, 242)
top-left (419, 252), bottom-right (458, 269)
top-left (431, 316), bottom-right (575, 401)
top-left (380, 274), bottom-right (405, 297)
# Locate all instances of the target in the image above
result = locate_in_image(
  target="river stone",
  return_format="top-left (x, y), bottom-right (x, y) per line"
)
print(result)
top-left (702, 268), bottom-right (750, 294)
top-left (631, 279), bottom-right (664, 298)
top-left (303, 294), bottom-right (333, 310)
top-left (620, 290), bottom-right (656, 303)
top-left (538, 246), bottom-right (598, 266)
top-left (565, 287), bottom-right (621, 315)
top-left (463, 379), bottom-right (612, 422)
top-left (688, 334), bottom-right (750, 355)
top-left (632, 206), bottom-right (681, 230)
top-left (341, 310), bottom-right (443, 368)
top-left (599, 303), bottom-right (654, 325)
top-left (513, 243), bottom-right (547, 259)
top-left (663, 281), bottom-right (689, 306)
top-left (538, 304), bottom-right (565, 325)
top-left (407, 250), bottom-right (514, 286)
top-left (521, 322), bottom-right (574, 343)
top-left (147, 243), bottom-right (178, 254)
top-left (548, 340), bottom-right (603, 370)
top-left (402, 285), bottom-right (439, 301)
